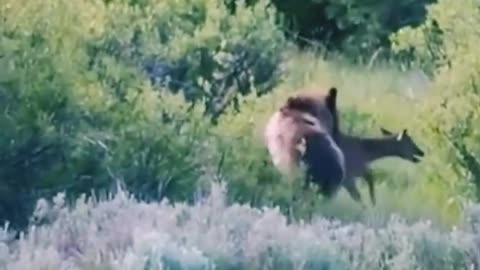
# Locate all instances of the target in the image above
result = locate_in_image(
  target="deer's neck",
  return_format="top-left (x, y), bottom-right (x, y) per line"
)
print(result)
top-left (356, 136), bottom-right (399, 162)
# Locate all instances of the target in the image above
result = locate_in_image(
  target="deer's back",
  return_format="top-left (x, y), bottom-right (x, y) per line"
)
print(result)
top-left (338, 135), bottom-right (370, 180)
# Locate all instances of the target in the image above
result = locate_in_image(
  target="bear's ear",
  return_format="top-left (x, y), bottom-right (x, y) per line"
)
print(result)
top-left (285, 96), bottom-right (297, 109)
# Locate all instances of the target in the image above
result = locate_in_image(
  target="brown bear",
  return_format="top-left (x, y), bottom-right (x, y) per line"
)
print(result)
top-left (263, 87), bottom-right (345, 198)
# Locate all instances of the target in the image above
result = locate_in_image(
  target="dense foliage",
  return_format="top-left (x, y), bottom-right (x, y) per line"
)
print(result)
top-left (391, 0), bottom-right (480, 202)
top-left (0, 0), bottom-right (287, 229)
top-left (264, 0), bottom-right (436, 58)
top-left (2, 0), bottom-right (480, 268)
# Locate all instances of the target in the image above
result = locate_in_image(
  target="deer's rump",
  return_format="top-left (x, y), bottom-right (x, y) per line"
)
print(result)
top-left (302, 132), bottom-right (345, 197)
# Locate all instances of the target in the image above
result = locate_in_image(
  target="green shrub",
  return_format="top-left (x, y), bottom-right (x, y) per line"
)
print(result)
top-left (390, 0), bottom-right (480, 213)
top-left (257, 0), bottom-right (435, 59)
top-left (0, 0), bottom-right (287, 230)
top-left (392, 0), bottom-right (480, 197)
top-left (88, 0), bottom-right (287, 121)
top-left (0, 0), bottom-right (468, 233)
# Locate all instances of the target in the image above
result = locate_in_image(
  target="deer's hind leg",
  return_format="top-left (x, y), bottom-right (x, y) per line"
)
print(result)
top-left (344, 178), bottom-right (366, 208)
top-left (363, 169), bottom-right (376, 206)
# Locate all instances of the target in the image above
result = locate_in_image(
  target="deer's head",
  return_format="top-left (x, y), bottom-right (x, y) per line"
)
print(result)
top-left (380, 127), bottom-right (425, 163)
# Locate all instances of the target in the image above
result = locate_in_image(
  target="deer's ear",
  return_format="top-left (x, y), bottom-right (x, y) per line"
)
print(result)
top-left (325, 87), bottom-right (338, 112)
top-left (327, 87), bottom-right (338, 99)
top-left (396, 130), bottom-right (406, 141)
top-left (380, 127), bottom-right (393, 135)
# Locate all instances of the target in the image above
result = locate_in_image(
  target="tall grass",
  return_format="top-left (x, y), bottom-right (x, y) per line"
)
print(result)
top-left (214, 49), bottom-right (463, 228)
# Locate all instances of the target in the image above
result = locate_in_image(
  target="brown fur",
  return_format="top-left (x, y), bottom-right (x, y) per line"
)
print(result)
top-left (285, 88), bottom-right (425, 205)
top-left (283, 87), bottom-right (340, 138)
top-left (337, 127), bottom-right (425, 205)
top-left (263, 87), bottom-right (345, 197)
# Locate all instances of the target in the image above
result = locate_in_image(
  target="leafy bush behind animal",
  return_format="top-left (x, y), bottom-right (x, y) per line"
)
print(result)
top-left (258, 0), bottom-right (435, 58)
top-left (0, 0), bottom-right (285, 229)
top-left (89, 0), bottom-right (286, 120)
top-left (391, 0), bottom-right (480, 205)
top-left (0, 0), bottom-right (477, 235)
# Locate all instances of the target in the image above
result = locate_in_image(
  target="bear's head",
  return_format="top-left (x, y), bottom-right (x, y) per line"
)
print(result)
top-left (281, 87), bottom-right (339, 137)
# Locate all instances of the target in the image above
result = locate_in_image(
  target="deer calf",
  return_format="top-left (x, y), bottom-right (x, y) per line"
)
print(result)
top-left (337, 127), bottom-right (424, 206)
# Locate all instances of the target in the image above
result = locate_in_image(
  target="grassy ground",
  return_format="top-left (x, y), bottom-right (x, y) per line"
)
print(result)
top-left (0, 49), bottom-right (475, 269)
top-left (217, 49), bottom-right (462, 229)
